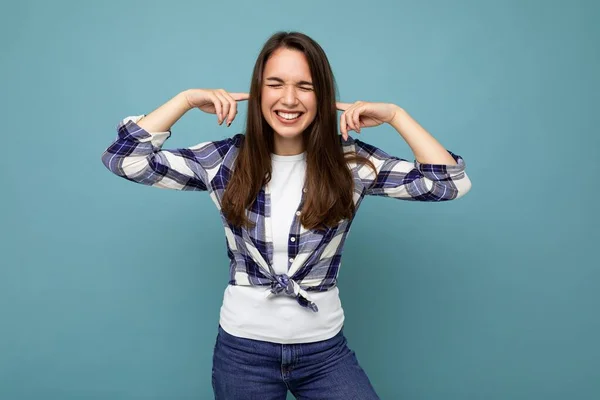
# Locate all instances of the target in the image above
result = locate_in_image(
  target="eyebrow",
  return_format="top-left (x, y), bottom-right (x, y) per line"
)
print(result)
top-left (265, 77), bottom-right (313, 86)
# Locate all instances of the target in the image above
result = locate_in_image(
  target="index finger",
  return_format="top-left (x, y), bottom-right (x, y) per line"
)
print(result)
top-left (336, 102), bottom-right (352, 111)
top-left (230, 92), bottom-right (250, 102)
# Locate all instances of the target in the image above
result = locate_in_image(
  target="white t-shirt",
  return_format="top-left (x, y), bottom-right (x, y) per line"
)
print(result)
top-left (218, 151), bottom-right (345, 344)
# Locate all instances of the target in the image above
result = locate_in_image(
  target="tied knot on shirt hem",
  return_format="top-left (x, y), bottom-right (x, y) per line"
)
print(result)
top-left (268, 273), bottom-right (319, 312)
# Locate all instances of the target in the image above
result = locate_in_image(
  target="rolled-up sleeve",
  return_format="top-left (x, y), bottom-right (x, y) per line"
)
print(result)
top-left (101, 115), bottom-right (232, 191)
top-left (353, 138), bottom-right (471, 201)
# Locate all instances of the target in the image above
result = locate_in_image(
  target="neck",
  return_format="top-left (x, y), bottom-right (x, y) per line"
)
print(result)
top-left (273, 136), bottom-right (304, 156)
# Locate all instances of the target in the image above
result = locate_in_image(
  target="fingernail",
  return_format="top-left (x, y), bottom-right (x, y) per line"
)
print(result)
top-left (227, 121), bottom-right (231, 127)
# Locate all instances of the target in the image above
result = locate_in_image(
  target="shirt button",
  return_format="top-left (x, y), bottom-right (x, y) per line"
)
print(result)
top-left (290, 237), bottom-right (296, 242)
top-left (295, 211), bottom-right (301, 216)
top-left (289, 258), bottom-right (294, 263)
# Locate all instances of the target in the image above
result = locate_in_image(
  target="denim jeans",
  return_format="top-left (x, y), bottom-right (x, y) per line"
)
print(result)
top-left (211, 324), bottom-right (380, 399)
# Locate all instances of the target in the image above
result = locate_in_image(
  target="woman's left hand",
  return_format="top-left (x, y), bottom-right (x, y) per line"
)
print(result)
top-left (336, 101), bottom-right (400, 140)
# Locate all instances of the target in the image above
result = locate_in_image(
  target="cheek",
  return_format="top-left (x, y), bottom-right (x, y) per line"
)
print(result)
top-left (260, 98), bottom-right (270, 116)
top-left (300, 94), bottom-right (317, 113)
top-left (307, 99), bottom-right (318, 116)
top-left (261, 92), bottom-right (276, 112)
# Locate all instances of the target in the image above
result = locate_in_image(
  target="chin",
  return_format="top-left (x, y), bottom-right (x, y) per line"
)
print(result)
top-left (278, 132), bottom-right (303, 139)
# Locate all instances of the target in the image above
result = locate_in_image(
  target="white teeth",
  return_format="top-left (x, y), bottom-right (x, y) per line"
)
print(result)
top-left (276, 111), bottom-right (301, 120)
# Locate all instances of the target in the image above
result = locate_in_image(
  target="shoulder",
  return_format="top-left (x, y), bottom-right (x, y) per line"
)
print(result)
top-left (205, 132), bottom-right (245, 148)
top-left (230, 133), bottom-right (245, 147)
top-left (340, 135), bottom-right (356, 154)
top-left (339, 135), bottom-right (390, 159)
top-left (189, 133), bottom-right (244, 154)
top-left (181, 133), bottom-right (245, 170)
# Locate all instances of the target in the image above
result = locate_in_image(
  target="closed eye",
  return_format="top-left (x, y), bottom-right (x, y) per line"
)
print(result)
top-left (267, 84), bottom-right (313, 91)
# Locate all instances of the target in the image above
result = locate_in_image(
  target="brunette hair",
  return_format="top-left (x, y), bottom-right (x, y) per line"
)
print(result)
top-left (221, 31), bottom-right (376, 231)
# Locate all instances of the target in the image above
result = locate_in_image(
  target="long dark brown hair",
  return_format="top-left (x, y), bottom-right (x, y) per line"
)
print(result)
top-left (222, 31), bottom-right (376, 231)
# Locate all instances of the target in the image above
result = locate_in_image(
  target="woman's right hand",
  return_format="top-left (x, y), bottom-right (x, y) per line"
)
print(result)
top-left (184, 89), bottom-right (249, 126)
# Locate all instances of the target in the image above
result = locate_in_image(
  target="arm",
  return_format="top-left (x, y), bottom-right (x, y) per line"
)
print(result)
top-left (101, 89), bottom-right (247, 191)
top-left (389, 107), bottom-right (458, 165)
top-left (135, 90), bottom-right (192, 133)
top-left (101, 91), bottom-right (229, 191)
top-left (353, 138), bottom-right (471, 201)
top-left (101, 115), bottom-right (229, 191)
top-left (337, 101), bottom-right (471, 201)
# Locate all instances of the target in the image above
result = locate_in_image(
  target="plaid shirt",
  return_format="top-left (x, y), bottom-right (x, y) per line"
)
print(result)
top-left (101, 116), bottom-right (471, 312)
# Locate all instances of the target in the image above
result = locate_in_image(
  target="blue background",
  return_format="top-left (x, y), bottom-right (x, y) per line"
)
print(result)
top-left (1, 0), bottom-right (598, 398)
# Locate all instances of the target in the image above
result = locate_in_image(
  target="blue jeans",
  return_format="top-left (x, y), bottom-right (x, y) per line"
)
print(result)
top-left (211, 324), bottom-right (380, 399)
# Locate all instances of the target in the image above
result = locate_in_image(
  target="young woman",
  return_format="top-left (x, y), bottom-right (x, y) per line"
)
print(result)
top-left (102, 31), bottom-right (471, 399)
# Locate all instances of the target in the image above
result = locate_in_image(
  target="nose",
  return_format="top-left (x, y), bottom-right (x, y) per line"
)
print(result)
top-left (281, 85), bottom-right (299, 107)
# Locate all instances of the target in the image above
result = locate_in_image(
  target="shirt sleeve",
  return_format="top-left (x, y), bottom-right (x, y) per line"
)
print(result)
top-left (101, 115), bottom-right (232, 191)
top-left (352, 138), bottom-right (472, 201)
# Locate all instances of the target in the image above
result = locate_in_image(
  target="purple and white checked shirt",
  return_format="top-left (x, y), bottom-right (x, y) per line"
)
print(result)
top-left (101, 116), bottom-right (472, 312)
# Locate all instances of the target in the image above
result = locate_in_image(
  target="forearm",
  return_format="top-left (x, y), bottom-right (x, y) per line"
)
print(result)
top-left (390, 107), bottom-right (457, 165)
top-left (136, 90), bottom-right (192, 132)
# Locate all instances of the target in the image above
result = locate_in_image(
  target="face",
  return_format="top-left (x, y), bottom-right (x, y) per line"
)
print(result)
top-left (261, 47), bottom-right (317, 155)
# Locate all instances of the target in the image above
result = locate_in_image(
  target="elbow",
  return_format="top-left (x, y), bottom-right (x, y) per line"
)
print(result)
top-left (426, 173), bottom-right (471, 201)
top-left (101, 150), bottom-right (116, 174)
top-left (448, 173), bottom-right (472, 200)
top-left (101, 149), bottom-right (126, 177)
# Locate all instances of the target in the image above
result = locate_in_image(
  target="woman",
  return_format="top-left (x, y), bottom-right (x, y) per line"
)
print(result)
top-left (101, 31), bottom-right (471, 399)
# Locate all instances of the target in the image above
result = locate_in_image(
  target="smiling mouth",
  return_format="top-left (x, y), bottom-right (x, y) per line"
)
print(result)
top-left (276, 111), bottom-right (303, 119)
top-left (274, 110), bottom-right (304, 122)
